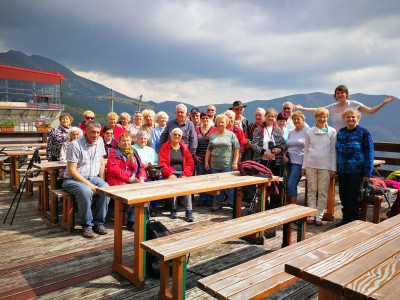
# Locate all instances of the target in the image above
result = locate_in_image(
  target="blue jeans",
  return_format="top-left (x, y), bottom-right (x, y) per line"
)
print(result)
top-left (197, 155), bottom-right (213, 201)
top-left (211, 167), bottom-right (234, 204)
top-left (62, 177), bottom-right (110, 229)
top-left (286, 163), bottom-right (303, 197)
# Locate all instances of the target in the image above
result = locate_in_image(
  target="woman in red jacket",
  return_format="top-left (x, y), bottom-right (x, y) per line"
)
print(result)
top-left (106, 132), bottom-right (146, 231)
top-left (158, 128), bottom-right (195, 222)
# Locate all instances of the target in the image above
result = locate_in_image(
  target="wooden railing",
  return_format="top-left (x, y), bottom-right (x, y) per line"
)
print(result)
top-left (374, 142), bottom-right (400, 178)
top-left (0, 131), bottom-right (48, 144)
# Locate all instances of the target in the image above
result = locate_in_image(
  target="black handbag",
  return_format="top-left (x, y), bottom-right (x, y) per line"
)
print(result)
top-left (145, 165), bottom-right (164, 181)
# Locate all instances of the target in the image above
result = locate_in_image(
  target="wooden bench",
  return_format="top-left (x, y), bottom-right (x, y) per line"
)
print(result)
top-left (141, 204), bottom-right (317, 300)
top-left (50, 189), bottom-right (76, 231)
top-left (0, 158), bottom-right (10, 180)
top-left (26, 177), bottom-right (44, 209)
top-left (198, 220), bottom-right (371, 299)
top-left (361, 188), bottom-right (398, 223)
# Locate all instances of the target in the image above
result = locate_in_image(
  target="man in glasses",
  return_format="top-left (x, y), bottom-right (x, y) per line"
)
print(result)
top-left (78, 110), bottom-right (96, 134)
top-left (281, 102), bottom-right (295, 131)
top-left (206, 105), bottom-right (217, 126)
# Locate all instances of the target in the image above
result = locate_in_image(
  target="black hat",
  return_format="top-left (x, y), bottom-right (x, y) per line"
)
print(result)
top-left (229, 100), bottom-right (247, 110)
top-left (190, 107), bottom-right (200, 114)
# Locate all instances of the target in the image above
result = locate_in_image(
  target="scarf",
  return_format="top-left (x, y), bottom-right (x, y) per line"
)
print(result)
top-left (118, 145), bottom-right (136, 164)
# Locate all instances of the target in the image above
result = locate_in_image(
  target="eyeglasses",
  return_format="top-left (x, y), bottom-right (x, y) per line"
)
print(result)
top-left (86, 117), bottom-right (95, 120)
top-left (283, 107), bottom-right (292, 110)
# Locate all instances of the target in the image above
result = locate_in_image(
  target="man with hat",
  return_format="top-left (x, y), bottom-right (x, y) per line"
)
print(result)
top-left (190, 107), bottom-right (201, 128)
top-left (230, 101), bottom-right (249, 137)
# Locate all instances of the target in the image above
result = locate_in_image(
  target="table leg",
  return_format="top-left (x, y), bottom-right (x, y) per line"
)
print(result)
top-left (234, 187), bottom-right (242, 219)
top-left (318, 286), bottom-right (346, 300)
top-left (43, 170), bottom-right (50, 214)
top-left (323, 177), bottom-right (335, 221)
top-left (10, 156), bottom-right (18, 190)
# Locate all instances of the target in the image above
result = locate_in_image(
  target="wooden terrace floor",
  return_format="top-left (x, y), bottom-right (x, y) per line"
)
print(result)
top-left (0, 177), bottom-right (390, 300)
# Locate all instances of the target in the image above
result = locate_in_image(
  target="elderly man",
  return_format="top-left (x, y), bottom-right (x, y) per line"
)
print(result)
top-left (190, 107), bottom-right (201, 128)
top-left (156, 104), bottom-right (198, 154)
top-left (230, 100), bottom-right (249, 137)
top-left (206, 104), bottom-right (217, 126)
top-left (281, 102), bottom-right (295, 131)
top-left (62, 121), bottom-right (110, 239)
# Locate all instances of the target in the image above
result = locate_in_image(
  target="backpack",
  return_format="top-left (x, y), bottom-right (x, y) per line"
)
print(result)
top-left (364, 177), bottom-right (392, 207)
top-left (146, 219), bottom-right (172, 278)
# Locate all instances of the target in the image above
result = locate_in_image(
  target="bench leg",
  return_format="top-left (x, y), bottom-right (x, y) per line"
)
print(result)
top-left (37, 183), bottom-right (43, 211)
top-left (372, 198), bottom-right (382, 224)
top-left (171, 256), bottom-right (186, 300)
top-left (159, 260), bottom-right (173, 300)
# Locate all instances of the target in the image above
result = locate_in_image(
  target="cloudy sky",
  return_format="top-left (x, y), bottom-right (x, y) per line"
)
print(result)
top-left (1, 0), bottom-right (399, 105)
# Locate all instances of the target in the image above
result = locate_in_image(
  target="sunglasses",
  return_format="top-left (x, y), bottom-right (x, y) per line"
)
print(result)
top-left (86, 117), bottom-right (95, 120)
top-left (283, 107), bottom-right (292, 110)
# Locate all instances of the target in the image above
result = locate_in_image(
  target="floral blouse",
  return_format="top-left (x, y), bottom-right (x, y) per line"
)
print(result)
top-left (46, 125), bottom-right (71, 160)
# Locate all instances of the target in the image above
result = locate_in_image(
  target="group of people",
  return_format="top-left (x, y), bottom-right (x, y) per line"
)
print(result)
top-left (45, 84), bottom-right (395, 238)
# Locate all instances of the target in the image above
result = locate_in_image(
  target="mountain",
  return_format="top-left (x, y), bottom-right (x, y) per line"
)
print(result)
top-left (0, 50), bottom-right (398, 142)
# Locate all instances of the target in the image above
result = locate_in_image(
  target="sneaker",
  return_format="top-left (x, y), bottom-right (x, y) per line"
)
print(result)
top-left (170, 209), bottom-right (177, 219)
top-left (82, 227), bottom-right (96, 238)
top-left (126, 221), bottom-right (134, 232)
top-left (306, 216), bottom-right (315, 225)
top-left (315, 217), bottom-right (323, 226)
top-left (93, 224), bottom-right (108, 235)
top-left (185, 210), bottom-right (194, 222)
top-left (212, 202), bottom-right (223, 211)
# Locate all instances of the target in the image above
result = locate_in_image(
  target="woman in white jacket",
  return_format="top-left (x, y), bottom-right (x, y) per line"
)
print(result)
top-left (302, 107), bottom-right (337, 226)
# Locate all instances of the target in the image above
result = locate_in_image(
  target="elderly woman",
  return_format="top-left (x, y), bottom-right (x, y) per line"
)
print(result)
top-left (141, 109), bottom-right (156, 135)
top-left (106, 132), bottom-right (146, 231)
top-left (59, 127), bottom-right (83, 162)
top-left (78, 110), bottom-right (95, 134)
top-left (119, 112), bottom-right (131, 132)
top-left (336, 108), bottom-right (374, 226)
top-left (276, 112), bottom-right (289, 141)
top-left (133, 130), bottom-right (159, 215)
top-left (302, 108), bottom-right (336, 226)
top-left (129, 112), bottom-right (143, 144)
top-left (158, 128), bottom-right (195, 222)
top-left (103, 125), bottom-right (118, 158)
top-left (151, 111), bottom-right (169, 150)
top-left (101, 112), bottom-right (123, 140)
top-left (195, 111), bottom-right (218, 206)
top-left (205, 114), bottom-right (240, 211)
top-left (283, 111), bottom-right (309, 204)
top-left (46, 112), bottom-right (73, 161)
top-left (252, 108), bottom-right (286, 208)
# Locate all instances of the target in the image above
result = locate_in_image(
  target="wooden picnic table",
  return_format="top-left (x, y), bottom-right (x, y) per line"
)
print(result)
top-left (96, 171), bottom-right (279, 290)
top-left (3, 149), bottom-right (46, 190)
top-left (285, 214), bottom-right (400, 300)
top-left (33, 160), bottom-right (67, 221)
top-left (0, 143), bottom-right (47, 154)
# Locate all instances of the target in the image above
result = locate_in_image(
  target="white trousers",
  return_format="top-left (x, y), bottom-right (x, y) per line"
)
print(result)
top-left (306, 168), bottom-right (330, 219)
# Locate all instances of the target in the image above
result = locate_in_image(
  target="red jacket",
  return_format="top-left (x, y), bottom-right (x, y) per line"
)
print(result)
top-left (106, 147), bottom-right (146, 186)
top-left (229, 125), bottom-right (247, 154)
top-left (158, 140), bottom-right (194, 177)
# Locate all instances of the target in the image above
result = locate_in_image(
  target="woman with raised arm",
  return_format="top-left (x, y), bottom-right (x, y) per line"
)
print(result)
top-left (295, 85), bottom-right (395, 131)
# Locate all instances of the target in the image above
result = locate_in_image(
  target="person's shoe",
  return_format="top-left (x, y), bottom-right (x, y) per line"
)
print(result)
top-left (185, 210), bottom-right (194, 222)
top-left (314, 217), bottom-right (323, 226)
top-left (93, 224), bottom-right (108, 235)
top-left (82, 227), bottom-right (96, 238)
top-left (170, 209), bottom-right (177, 219)
top-left (306, 216), bottom-right (315, 225)
top-left (212, 202), bottom-right (223, 211)
top-left (206, 200), bottom-right (213, 207)
top-left (126, 221), bottom-right (134, 232)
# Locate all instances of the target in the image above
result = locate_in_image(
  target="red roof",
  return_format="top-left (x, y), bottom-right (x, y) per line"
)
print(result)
top-left (0, 65), bottom-right (65, 84)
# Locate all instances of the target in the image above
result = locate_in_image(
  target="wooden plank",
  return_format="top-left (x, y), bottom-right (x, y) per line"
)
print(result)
top-left (368, 274), bottom-right (400, 300)
top-left (284, 220), bottom-right (398, 278)
top-left (322, 236), bottom-right (400, 295)
top-left (142, 205), bottom-right (316, 260)
top-left (300, 223), bottom-right (400, 284)
top-left (198, 222), bottom-right (371, 299)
